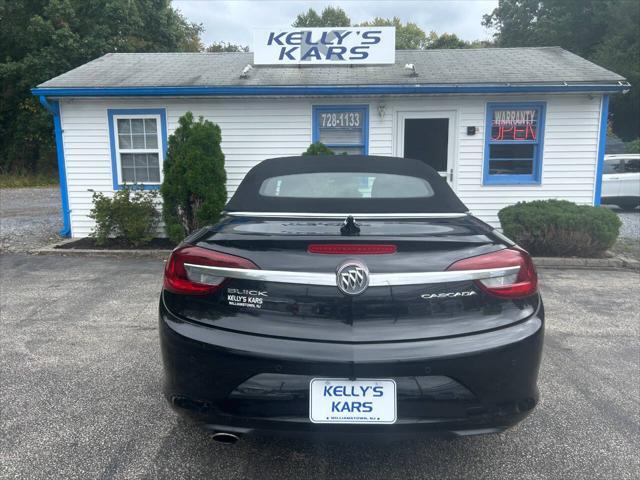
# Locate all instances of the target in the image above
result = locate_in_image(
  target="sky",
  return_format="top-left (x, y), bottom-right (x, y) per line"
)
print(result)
top-left (172, 0), bottom-right (499, 48)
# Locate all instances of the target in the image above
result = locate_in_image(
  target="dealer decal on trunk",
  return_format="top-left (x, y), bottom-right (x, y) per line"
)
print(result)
top-left (226, 288), bottom-right (268, 309)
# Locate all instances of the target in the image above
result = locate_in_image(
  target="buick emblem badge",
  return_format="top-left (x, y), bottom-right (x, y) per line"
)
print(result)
top-left (336, 260), bottom-right (369, 296)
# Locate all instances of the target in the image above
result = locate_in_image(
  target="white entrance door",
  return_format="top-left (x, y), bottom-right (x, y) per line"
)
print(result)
top-left (396, 111), bottom-right (456, 186)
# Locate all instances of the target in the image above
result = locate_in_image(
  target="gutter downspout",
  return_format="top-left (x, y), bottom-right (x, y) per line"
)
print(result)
top-left (38, 96), bottom-right (71, 237)
top-left (593, 94), bottom-right (610, 207)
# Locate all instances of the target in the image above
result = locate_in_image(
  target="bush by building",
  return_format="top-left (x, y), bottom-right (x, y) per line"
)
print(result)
top-left (303, 142), bottom-right (335, 155)
top-left (625, 138), bottom-right (640, 153)
top-left (161, 112), bottom-right (227, 244)
top-left (89, 187), bottom-right (159, 247)
top-left (498, 200), bottom-right (621, 257)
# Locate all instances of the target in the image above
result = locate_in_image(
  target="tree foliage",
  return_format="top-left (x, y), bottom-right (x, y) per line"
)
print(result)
top-left (161, 112), bottom-right (227, 244)
top-left (206, 42), bottom-right (249, 53)
top-left (428, 33), bottom-right (473, 49)
top-left (293, 8), bottom-right (483, 51)
top-left (0, 0), bottom-right (203, 174)
top-left (626, 139), bottom-right (640, 154)
top-left (483, 0), bottom-right (640, 141)
top-left (358, 17), bottom-right (428, 50)
top-left (293, 7), bottom-right (350, 27)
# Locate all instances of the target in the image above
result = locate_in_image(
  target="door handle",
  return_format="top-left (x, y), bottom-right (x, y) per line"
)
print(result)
top-left (449, 169), bottom-right (454, 182)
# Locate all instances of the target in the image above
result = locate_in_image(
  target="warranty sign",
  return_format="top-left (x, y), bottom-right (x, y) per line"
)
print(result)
top-left (253, 27), bottom-right (396, 65)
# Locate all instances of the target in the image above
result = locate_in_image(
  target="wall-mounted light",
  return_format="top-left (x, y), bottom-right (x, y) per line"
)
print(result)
top-left (377, 103), bottom-right (386, 119)
top-left (620, 81), bottom-right (631, 94)
top-left (404, 63), bottom-right (417, 77)
top-left (240, 64), bottom-right (253, 78)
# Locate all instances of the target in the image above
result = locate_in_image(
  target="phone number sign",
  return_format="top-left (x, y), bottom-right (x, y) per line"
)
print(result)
top-left (319, 111), bottom-right (362, 128)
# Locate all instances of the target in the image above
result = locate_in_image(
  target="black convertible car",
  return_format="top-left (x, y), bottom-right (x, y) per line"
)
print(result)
top-left (159, 156), bottom-right (544, 443)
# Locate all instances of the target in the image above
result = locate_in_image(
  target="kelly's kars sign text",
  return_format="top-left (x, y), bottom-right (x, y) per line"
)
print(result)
top-left (253, 27), bottom-right (395, 65)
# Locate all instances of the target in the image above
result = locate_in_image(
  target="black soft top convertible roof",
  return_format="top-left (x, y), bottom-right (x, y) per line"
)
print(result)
top-left (225, 156), bottom-right (468, 214)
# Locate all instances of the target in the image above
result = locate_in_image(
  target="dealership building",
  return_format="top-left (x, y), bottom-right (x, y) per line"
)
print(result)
top-left (33, 29), bottom-right (628, 238)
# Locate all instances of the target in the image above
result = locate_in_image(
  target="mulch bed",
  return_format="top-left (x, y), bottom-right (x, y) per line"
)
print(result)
top-left (55, 237), bottom-right (176, 250)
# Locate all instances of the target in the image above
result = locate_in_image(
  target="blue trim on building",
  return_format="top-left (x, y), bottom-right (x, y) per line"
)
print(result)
top-left (483, 102), bottom-right (546, 186)
top-left (594, 95), bottom-right (610, 206)
top-left (312, 105), bottom-right (369, 154)
top-left (107, 108), bottom-right (168, 190)
top-left (38, 96), bottom-right (71, 237)
top-left (31, 83), bottom-right (627, 98)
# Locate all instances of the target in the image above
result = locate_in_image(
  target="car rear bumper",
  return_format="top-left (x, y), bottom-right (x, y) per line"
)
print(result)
top-left (159, 297), bottom-right (544, 438)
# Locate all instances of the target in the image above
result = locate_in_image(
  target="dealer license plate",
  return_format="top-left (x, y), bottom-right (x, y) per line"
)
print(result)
top-left (309, 378), bottom-right (397, 424)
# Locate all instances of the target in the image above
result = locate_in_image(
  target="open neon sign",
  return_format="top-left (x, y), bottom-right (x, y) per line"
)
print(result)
top-left (491, 109), bottom-right (538, 141)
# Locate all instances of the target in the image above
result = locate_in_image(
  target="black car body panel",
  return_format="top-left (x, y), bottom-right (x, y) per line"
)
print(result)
top-left (159, 156), bottom-right (544, 438)
top-left (160, 299), bottom-right (543, 437)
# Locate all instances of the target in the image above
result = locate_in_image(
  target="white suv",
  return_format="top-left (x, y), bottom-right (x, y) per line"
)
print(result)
top-left (602, 154), bottom-right (640, 211)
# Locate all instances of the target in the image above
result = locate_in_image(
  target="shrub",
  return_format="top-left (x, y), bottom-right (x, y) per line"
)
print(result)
top-left (498, 200), bottom-right (621, 257)
top-left (161, 112), bottom-right (227, 244)
top-left (625, 138), bottom-right (640, 153)
top-left (89, 187), bottom-right (159, 247)
top-left (303, 142), bottom-right (335, 156)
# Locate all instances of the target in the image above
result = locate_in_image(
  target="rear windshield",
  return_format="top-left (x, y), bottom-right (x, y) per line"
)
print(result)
top-left (225, 156), bottom-right (468, 214)
top-left (259, 172), bottom-right (434, 199)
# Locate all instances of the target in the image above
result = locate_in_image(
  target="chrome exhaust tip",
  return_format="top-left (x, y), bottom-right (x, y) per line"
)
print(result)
top-left (210, 432), bottom-right (240, 444)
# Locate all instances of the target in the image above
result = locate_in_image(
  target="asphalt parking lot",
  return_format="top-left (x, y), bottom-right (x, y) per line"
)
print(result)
top-left (1, 253), bottom-right (638, 479)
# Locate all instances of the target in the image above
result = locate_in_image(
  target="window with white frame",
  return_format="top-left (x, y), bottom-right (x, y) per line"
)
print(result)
top-left (313, 105), bottom-right (369, 155)
top-left (112, 115), bottom-right (163, 185)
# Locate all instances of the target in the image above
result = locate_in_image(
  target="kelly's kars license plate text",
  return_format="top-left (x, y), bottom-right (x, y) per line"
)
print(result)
top-left (309, 378), bottom-right (397, 424)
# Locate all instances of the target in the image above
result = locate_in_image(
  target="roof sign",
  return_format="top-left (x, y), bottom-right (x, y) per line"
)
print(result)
top-left (253, 27), bottom-right (395, 65)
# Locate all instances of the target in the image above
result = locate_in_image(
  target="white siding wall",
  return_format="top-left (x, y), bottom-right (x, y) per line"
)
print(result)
top-left (59, 93), bottom-right (602, 237)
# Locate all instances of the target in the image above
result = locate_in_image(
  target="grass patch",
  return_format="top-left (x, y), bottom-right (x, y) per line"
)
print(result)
top-left (0, 173), bottom-right (59, 188)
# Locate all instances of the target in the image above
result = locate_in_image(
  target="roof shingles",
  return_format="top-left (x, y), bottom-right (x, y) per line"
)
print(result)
top-left (37, 47), bottom-right (624, 89)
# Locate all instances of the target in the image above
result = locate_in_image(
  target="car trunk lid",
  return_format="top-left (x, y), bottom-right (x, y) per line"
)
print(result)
top-left (163, 215), bottom-right (538, 342)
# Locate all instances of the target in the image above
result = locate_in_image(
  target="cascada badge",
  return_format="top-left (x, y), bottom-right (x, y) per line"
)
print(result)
top-left (421, 291), bottom-right (477, 300)
top-left (253, 27), bottom-right (395, 65)
top-left (227, 288), bottom-right (268, 309)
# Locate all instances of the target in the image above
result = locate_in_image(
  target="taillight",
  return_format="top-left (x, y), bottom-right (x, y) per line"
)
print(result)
top-left (446, 248), bottom-right (538, 299)
top-left (163, 245), bottom-right (258, 295)
top-left (308, 244), bottom-right (397, 254)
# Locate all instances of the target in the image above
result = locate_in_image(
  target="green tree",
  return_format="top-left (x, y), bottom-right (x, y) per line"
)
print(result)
top-left (206, 42), bottom-right (249, 53)
top-left (590, 2), bottom-right (640, 141)
top-left (626, 138), bottom-right (640, 154)
top-left (161, 112), bottom-right (227, 244)
top-left (0, 0), bottom-right (203, 174)
top-left (293, 7), bottom-right (350, 27)
top-left (428, 33), bottom-right (470, 49)
top-left (358, 17), bottom-right (427, 50)
top-left (291, 9), bottom-right (483, 51)
top-left (482, 0), bottom-right (549, 48)
top-left (359, 17), bottom-right (480, 50)
top-left (482, 0), bottom-right (640, 140)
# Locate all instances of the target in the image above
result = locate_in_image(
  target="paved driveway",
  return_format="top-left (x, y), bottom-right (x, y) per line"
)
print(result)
top-left (1, 254), bottom-right (638, 479)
